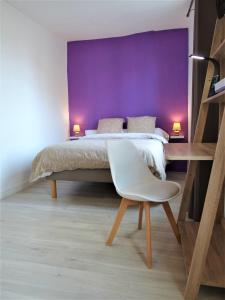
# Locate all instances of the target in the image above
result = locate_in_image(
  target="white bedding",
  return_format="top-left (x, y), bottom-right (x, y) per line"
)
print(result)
top-left (30, 133), bottom-right (167, 182)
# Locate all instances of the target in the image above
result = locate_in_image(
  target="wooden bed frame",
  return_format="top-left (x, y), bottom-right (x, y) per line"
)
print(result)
top-left (47, 169), bottom-right (113, 199)
top-left (47, 165), bottom-right (162, 199)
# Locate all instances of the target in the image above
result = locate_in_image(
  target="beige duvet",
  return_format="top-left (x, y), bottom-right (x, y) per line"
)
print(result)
top-left (31, 133), bottom-right (167, 182)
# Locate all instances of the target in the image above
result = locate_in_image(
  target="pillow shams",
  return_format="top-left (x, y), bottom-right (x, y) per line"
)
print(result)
top-left (97, 118), bottom-right (124, 133)
top-left (127, 116), bottom-right (156, 133)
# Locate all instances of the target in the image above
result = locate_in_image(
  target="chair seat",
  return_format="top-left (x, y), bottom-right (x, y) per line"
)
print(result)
top-left (119, 180), bottom-right (180, 202)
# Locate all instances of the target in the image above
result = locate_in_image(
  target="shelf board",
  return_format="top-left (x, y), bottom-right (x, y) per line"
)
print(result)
top-left (212, 38), bottom-right (225, 59)
top-left (164, 143), bottom-right (216, 161)
top-left (178, 221), bottom-right (225, 288)
top-left (202, 90), bottom-right (225, 104)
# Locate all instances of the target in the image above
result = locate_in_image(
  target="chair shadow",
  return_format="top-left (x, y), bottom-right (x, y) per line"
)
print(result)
top-left (53, 181), bottom-right (121, 208)
top-left (125, 224), bottom-right (185, 295)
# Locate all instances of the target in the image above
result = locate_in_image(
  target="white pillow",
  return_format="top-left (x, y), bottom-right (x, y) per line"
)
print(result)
top-left (154, 128), bottom-right (169, 141)
top-left (97, 118), bottom-right (124, 134)
top-left (127, 116), bottom-right (156, 133)
top-left (85, 129), bottom-right (97, 135)
top-left (86, 129), bottom-right (127, 135)
top-left (85, 127), bottom-right (169, 140)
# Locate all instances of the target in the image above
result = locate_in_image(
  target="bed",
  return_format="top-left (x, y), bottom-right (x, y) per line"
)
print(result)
top-left (31, 130), bottom-right (169, 198)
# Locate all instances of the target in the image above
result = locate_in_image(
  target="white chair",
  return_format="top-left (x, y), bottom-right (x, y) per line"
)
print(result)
top-left (106, 140), bottom-right (181, 268)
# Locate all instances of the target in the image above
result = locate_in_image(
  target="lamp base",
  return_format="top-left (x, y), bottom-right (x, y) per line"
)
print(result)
top-left (173, 131), bottom-right (180, 136)
top-left (73, 132), bottom-right (80, 137)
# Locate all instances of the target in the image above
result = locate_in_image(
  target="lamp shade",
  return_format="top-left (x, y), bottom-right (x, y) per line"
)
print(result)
top-left (73, 124), bottom-right (80, 133)
top-left (172, 122), bottom-right (181, 133)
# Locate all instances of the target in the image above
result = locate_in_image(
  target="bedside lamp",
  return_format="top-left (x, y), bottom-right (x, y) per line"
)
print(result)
top-left (73, 124), bottom-right (80, 136)
top-left (172, 122), bottom-right (181, 136)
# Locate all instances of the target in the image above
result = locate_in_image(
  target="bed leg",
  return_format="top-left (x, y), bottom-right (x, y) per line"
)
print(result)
top-left (50, 180), bottom-right (57, 199)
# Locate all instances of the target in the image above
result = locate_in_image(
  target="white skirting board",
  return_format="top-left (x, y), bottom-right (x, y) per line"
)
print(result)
top-left (0, 180), bottom-right (30, 200)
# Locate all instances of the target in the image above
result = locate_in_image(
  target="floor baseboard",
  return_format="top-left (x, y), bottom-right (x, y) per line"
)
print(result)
top-left (0, 180), bottom-right (30, 200)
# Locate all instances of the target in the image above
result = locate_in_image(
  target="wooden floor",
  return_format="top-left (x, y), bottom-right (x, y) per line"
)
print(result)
top-left (1, 172), bottom-right (224, 300)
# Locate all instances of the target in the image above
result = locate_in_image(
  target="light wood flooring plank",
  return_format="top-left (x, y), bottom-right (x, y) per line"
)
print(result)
top-left (1, 173), bottom-right (224, 300)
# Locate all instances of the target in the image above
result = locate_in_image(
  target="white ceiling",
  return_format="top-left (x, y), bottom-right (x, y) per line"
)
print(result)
top-left (7, 0), bottom-right (190, 41)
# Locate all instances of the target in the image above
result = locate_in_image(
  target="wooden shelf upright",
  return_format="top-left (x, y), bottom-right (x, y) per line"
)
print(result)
top-left (165, 17), bottom-right (225, 300)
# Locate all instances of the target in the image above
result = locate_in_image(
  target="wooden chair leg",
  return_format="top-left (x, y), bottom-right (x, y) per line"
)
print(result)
top-left (144, 202), bottom-right (152, 268)
top-left (50, 180), bottom-right (57, 199)
top-left (138, 202), bottom-right (143, 230)
top-left (162, 202), bottom-right (181, 243)
top-left (106, 198), bottom-right (128, 246)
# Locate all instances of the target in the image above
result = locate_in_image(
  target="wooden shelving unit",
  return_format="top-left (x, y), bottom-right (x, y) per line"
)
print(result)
top-left (212, 38), bottom-right (225, 59)
top-left (202, 89), bottom-right (225, 103)
top-left (165, 17), bottom-right (225, 300)
top-left (164, 139), bottom-right (225, 294)
top-left (178, 222), bottom-right (225, 288)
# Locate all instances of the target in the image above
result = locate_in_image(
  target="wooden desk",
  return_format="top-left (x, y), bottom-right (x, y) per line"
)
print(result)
top-left (164, 143), bottom-right (216, 161)
top-left (165, 142), bottom-right (225, 290)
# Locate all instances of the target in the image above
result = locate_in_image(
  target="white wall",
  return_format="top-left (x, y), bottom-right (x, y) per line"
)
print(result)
top-left (0, 2), bottom-right (69, 199)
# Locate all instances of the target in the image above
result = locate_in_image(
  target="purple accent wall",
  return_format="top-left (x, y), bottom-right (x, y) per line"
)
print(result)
top-left (68, 29), bottom-right (188, 137)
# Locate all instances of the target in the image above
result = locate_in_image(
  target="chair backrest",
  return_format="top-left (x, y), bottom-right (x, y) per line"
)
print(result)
top-left (107, 140), bottom-right (156, 194)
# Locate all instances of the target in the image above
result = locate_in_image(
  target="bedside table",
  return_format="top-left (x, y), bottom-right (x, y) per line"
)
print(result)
top-left (169, 135), bottom-right (185, 141)
top-left (67, 136), bottom-right (83, 141)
